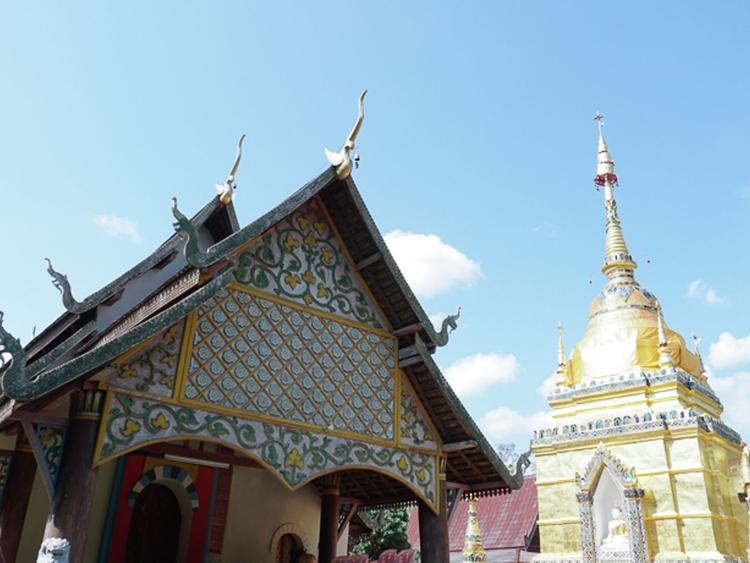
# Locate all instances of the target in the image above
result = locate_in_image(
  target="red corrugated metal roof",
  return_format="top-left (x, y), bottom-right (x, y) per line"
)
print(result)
top-left (407, 476), bottom-right (537, 552)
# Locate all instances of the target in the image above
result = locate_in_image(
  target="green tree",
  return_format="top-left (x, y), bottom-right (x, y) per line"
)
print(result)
top-left (351, 508), bottom-right (412, 559)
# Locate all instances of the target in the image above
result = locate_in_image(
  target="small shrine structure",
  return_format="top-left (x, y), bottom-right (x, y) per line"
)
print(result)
top-left (531, 116), bottom-right (750, 562)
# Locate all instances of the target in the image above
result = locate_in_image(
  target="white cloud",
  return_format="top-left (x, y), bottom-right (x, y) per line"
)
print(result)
top-left (709, 332), bottom-right (750, 370)
top-left (444, 352), bottom-right (519, 397)
top-left (383, 230), bottom-right (482, 299)
top-left (480, 406), bottom-right (554, 444)
top-left (537, 372), bottom-right (558, 398)
top-left (687, 279), bottom-right (703, 298)
top-left (705, 288), bottom-right (728, 305)
top-left (94, 215), bottom-right (142, 243)
top-left (708, 371), bottom-right (750, 439)
top-left (686, 279), bottom-right (728, 305)
top-left (531, 221), bottom-right (559, 239)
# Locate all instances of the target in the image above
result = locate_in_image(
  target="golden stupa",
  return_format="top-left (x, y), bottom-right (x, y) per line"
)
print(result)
top-left (463, 496), bottom-right (487, 562)
top-left (532, 115), bottom-right (750, 562)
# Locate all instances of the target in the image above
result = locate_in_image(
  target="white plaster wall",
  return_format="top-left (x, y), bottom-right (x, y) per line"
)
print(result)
top-left (16, 469), bottom-right (48, 563)
top-left (223, 467), bottom-right (322, 563)
top-left (83, 460), bottom-right (117, 562)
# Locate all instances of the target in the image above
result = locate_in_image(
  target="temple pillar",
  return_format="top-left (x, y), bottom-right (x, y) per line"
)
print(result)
top-left (317, 474), bottom-right (340, 563)
top-left (419, 476), bottom-right (449, 563)
top-left (40, 389), bottom-right (104, 561)
top-left (623, 487), bottom-right (649, 563)
top-left (576, 491), bottom-right (595, 563)
top-left (0, 432), bottom-right (36, 563)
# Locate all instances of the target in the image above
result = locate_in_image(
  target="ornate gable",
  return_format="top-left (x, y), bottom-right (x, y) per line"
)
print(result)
top-left (232, 199), bottom-right (386, 330)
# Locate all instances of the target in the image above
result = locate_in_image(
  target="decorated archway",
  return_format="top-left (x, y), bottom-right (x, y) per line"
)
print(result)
top-left (575, 443), bottom-right (648, 563)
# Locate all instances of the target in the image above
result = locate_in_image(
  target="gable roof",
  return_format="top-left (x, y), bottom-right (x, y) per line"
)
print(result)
top-left (406, 476), bottom-right (538, 551)
top-left (0, 166), bottom-right (520, 496)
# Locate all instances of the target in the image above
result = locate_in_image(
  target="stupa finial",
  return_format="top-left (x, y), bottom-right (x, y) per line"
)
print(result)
top-left (692, 332), bottom-right (707, 376)
top-left (555, 322), bottom-right (568, 387)
top-left (462, 496), bottom-right (487, 562)
top-left (594, 113), bottom-right (637, 278)
top-left (656, 302), bottom-right (674, 369)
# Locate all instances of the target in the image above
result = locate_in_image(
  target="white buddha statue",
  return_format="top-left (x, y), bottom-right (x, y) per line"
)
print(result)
top-left (602, 504), bottom-right (628, 545)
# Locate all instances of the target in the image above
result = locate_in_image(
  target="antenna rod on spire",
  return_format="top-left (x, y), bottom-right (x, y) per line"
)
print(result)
top-left (593, 113), bottom-right (637, 278)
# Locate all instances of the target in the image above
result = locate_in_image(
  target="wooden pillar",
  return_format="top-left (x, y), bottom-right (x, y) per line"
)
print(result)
top-left (0, 433), bottom-right (36, 563)
top-left (419, 474), bottom-right (449, 563)
top-left (317, 474), bottom-right (340, 563)
top-left (41, 389), bottom-right (104, 561)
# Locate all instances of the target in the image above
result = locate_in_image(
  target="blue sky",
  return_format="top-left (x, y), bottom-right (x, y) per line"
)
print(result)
top-left (2, 2), bottom-right (750, 450)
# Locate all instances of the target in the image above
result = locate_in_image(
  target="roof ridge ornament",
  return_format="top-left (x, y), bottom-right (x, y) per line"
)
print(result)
top-left (172, 197), bottom-right (204, 268)
top-left (216, 134), bottom-right (246, 205)
top-left (0, 312), bottom-right (25, 381)
top-left (45, 258), bottom-right (83, 312)
top-left (433, 306), bottom-right (461, 347)
top-left (325, 90), bottom-right (367, 180)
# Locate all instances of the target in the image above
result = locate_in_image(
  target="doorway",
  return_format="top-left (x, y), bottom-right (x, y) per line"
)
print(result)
top-left (277, 533), bottom-right (305, 563)
top-left (125, 483), bottom-right (182, 563)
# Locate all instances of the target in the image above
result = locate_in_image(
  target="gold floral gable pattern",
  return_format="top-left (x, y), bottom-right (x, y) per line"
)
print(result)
top-left (232, 200), bottom-right (385, 330)
top-left (106, 321), bottom-right (184, 398)
top-left (93, 390), bottom-right (439, 510)
top-left (399, 374), bottom-right (439, 452)
top-left (180, 285), bottom-right (397, 441)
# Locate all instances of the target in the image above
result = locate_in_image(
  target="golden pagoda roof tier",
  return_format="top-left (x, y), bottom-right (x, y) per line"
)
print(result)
top-left (565, 115), bottom-right (702, 385)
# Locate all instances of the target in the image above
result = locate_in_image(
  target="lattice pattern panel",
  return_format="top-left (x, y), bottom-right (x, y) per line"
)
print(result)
top-left (95, 391), bottom-right (438, 509)
top-left (233, 200), bottom-right (385, 330)
top-left (182, 286), bottom-right (397, 440)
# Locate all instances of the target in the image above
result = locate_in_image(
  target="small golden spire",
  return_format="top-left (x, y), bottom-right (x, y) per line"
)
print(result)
top-left (555, 322), bottom-right (568, 387)
top-left (692, 332), bottom-right (707, 376)
top-left (462, 496), bottom-right (487, 562)
top-left (593, 113), bottom-right (637, 279)
top-left (656, 302), bottom-right (674, 369)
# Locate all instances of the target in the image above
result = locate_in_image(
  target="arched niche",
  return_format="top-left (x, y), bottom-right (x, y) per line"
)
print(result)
top-left (575, 443), bottom-right (648, 563)
top-left (269, 523), bottom-right (312, 562)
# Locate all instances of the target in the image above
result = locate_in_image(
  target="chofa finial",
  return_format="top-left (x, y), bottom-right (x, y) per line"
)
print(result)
top-left (325, 90), bottom-right (367, 180)
top-left (216, 133), bottom-right (246, 205)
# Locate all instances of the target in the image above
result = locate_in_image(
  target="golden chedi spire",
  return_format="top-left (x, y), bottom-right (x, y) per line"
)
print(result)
top-left (566, 114), bottom-right (703, 383)
top-left (594, 112), bottom-right (637, 279)
top-left (555, 323), bottom-right (569, 387)
top-left (692, 332), bottom-right (708, 378)
top-left (462, 496), bottom-right (487, 562)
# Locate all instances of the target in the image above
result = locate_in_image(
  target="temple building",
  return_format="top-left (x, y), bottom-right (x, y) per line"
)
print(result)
top-left (0, 96), bottom-right (526, 563)
top-left (531, 116), bottom-right (750, 562)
